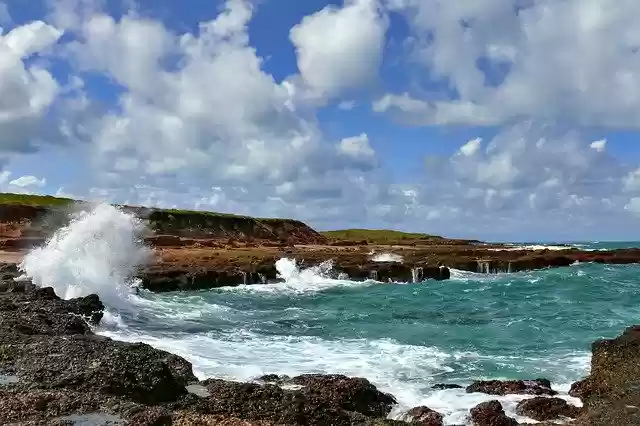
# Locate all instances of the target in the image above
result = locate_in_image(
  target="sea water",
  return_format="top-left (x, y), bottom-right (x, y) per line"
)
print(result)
top-left (18, 204), bottom-right (640, 424)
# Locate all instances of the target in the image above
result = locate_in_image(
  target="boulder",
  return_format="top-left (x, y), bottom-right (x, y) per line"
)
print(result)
top-left (466, 379), bottom-right (556, 396)
top-left (9, 335), bottom-right (196, 404)
top-left (403, 406), bottom-right (443, 425)
top-left (198, 378), bottom-right (356, 425)
top-left (290, 374), bottom-right (397, 418)
top-left (469, 400), bottom-right (518, 426)
top-left (515, 397), bottom-right (581, 421)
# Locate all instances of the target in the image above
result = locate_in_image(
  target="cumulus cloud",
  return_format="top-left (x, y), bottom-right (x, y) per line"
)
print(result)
top-left (9, 175), bottom-right (46, 188)
top-left (0, 0), bottom-right (637, 241)
top-left (289, 0), bottom-right (387, 102)
top-left (43, 0), bottom-right (395, 227)
top-left (0, 20), bottom-right (63, 154)
top-left (378, 0), bottom-right (640, 128)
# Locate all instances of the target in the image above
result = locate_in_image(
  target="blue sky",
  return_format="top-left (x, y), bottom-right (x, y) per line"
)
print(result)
top-left (1, 0), bottom-right (640, 241)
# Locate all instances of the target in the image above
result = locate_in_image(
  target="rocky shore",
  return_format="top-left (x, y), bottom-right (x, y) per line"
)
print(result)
top-left (3, 197), bottom-right (640, 291)
top-left (0, 270), bottom-right (638, 425)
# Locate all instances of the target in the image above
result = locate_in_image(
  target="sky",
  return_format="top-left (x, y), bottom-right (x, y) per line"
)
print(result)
top-left (0, 0), bottom-right (640, 242)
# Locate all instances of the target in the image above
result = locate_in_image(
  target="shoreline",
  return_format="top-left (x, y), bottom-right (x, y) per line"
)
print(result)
top-left (3, 242), bottom-right (640, 293)
top-left (1, 271), bottom-right (639, 425)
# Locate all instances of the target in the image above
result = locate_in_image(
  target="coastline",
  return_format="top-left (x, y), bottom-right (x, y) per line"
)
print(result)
top-left (0, 272), bottom-right (638, 425)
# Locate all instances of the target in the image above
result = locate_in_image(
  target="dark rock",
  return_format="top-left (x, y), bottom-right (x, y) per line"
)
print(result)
top-left (466, 379), bottom-right (556, 396)
top-left (0, 292), bottom-right (91, 336)
top-left (569, 379), bottom-right (591, 399)
top-left (198, 378), bottom-right (356, 425)
top-left (126, 406), bottom-right (173, 425)
top-left (67, 294), bottom-right (105, 324)
top-left (404, 406), bottom-right (443, 425)
top-left (469, 400), bottom-right (518, 426)
top-left (10, 336), bottom-right (196, 404)
top-left (290, 373), bottom-right (397, 417)
top-left (431, 383), bottom-right (463, 390)
top-left (257, 374), bottom-right (290, 384)
top-left (515, 397), bottom-right (581, 421)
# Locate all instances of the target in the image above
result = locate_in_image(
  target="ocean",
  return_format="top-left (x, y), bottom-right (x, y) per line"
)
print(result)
top-left (17, 205), bottom-right (640, 425)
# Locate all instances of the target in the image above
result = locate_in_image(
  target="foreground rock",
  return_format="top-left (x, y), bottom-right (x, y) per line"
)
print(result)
top-left (2, 273), bottom-right (640, 425)
top-left (565, 325), bottom-right (640, 425)
top-left (402, 406), bottom-right (443, 425)
top-left (469, 400), bottom-right (517, 426)
top-left (0, 281), bottom-right (409, 425)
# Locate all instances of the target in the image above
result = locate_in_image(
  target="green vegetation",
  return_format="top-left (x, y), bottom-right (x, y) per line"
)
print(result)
top-left (321, 228), bottom-right (443, 244)
top-left (0, 192), bottom-right (75, 207)
top-left (0, 192), bottom-right (290, 222)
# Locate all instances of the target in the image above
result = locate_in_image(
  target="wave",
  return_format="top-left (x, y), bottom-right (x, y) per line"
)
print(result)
top-left (96, 324), bottom-right (587, 424)
top-left (18, 203), bottom-right (151, 310)
top-left (370, 252), bottom-right (404, 263)
top-left (17, 203), bottom-right (596, 425)
top-left (216, 258), bottom-right (376, 294)
top-left (488, 244), bottom-right (574, 251)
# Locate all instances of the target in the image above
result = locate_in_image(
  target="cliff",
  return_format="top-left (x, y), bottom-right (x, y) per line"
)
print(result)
top-left (0, 193), bottom-right (327, 246)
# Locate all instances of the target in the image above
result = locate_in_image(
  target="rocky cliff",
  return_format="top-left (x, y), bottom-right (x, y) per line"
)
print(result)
top-left (0, 195), bottom-right (327, 246)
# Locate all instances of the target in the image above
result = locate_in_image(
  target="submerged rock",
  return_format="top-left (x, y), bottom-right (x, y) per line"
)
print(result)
top-left (431, 383), bottom-right (463, 390)
top-left (515, 396), bottom-right (581, 421)
top-left (469, 400), bottom-right (518, 426)
top-left (466, 379), bottom-right (556, 396)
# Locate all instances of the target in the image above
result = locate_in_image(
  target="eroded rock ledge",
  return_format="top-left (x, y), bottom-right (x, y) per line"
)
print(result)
top-left (0, 276), bottom-right (639, 425)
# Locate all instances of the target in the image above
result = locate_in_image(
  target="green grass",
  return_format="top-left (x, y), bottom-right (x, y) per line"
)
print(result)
top-left (0, 192), bottom-right (75, 207)
top-left (321, 228), bottom-right (443, 244)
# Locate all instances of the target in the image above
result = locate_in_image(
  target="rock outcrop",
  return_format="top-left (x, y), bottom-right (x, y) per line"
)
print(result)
top-left (469, 400), bottom-right (518, 426)
top-left (0, 280), bottom-right (411, 425)
top-left (515, 396), bottom-right (582, 421)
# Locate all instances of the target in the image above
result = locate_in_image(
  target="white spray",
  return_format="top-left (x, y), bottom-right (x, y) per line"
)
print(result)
top-left (19, 203), bottom-right (152, 310)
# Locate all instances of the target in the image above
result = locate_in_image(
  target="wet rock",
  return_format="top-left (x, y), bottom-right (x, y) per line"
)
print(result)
top-left (257, 374), bottom-right (290, 385)
top-left (0, 292), bottom-right (91, 336)
top-left (466, 379), bottom-right (556, 396)
top-left (290, 373), bottom-right (397, 417)
top-left (10, 336), bottom-right (196, 404)
top-left (469, 400), bottom-right (518, 426)
top-left (403, 406), bottom-right (443, 425)
top-left (198, 378), bottom-right (356, 425)
top-left (515, 397), bottom-right (581, 421)
top-left (431, 383), bottom-right (463, 390)
top-left (67, 294), bottom-right (105, 324)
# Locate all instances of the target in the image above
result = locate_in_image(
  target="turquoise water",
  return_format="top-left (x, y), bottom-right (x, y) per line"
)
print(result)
top-left (92, 242), bottom-right (640, 423)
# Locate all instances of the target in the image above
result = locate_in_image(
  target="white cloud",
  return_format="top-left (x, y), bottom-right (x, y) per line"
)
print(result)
top-left (590, 139), bottom-right (607, 152)
top-left (459, 138), bottom-right (482, 156)
top-left (289, 0), bottom-right (387, 101)
top-left (0, 20), bottom-right (63, 153)
top-left (625, 197), bottom-right (640, 215)
top-left (338, 133), bottom-right (375, 158)
top-left (9, 175), bottom-right (46, 188)
top-left (379, 0), bottom-right (640, 128)
top-left (0, 0), bottom-right (635, 241)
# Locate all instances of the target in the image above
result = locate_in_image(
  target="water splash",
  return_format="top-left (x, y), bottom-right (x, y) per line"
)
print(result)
top-left (371, 252), bottom-right (403, 263)
top-left (217, 258), bottom-right (373, 294)
top-left (18, 203), bottom-right (152, 310)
